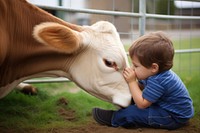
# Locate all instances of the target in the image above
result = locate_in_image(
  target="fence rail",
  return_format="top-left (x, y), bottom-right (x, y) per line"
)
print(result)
top-left (24, 78), bottom-right (70, 84)
top-left (37, 4), bottom-right (200, 20)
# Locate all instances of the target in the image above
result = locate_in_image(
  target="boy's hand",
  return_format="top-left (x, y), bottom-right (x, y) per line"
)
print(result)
top-left (123, 67), bottom-right (136, 83)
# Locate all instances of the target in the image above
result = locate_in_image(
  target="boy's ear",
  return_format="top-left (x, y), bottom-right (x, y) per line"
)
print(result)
top-left (151, 63), bottom-right (159, 73)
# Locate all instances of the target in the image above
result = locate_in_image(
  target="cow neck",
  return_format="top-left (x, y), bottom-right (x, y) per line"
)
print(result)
top-left (0, 45), bottom-right (69, 87)
top-left (0, 0), bottom-right (83, 87)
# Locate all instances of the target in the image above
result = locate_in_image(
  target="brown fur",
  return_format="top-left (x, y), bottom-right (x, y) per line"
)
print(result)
top-left (0, 0), bottom-right (83, 87)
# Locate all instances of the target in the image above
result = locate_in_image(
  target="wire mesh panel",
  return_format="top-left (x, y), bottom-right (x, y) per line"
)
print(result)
top-left (26, 0), bottom-right (200, 83)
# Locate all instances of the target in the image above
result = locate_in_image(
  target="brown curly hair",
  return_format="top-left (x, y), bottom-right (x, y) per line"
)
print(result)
top-left (129, 31), bottom-right (174, 73)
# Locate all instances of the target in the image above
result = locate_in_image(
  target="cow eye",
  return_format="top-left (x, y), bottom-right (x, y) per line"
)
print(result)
top-left (103, 59), bottom-right (119, 71)
top-left (103, 59), bottom-right (114, 67)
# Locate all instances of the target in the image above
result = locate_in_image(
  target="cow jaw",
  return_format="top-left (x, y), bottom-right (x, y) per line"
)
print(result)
top-left (71, 68), bottom-right (132, 107)
top-left (96, 71), bottom-right (132, 107)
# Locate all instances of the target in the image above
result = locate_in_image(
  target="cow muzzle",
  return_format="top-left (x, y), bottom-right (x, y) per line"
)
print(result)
top-left (112, 94), bottom-right (132, 108)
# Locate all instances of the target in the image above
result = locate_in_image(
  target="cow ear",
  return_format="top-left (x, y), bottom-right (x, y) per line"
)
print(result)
top-left (33, 22), bottom-right (81, 54)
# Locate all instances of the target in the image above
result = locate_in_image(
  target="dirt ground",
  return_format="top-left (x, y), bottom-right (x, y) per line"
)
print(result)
top-left (60, 121), bottom-right (199, 133)
top-left (39, 120), bottom-right (199, 133)
top-left (1, 118), bottom-right (199, 133)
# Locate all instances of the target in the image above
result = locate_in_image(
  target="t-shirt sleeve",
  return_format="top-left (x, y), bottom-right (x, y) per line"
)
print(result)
top-left (142, 79), bottom-right (165, 103)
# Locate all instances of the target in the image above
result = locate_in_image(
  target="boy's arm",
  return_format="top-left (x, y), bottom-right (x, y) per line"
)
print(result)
top-left (123, 68), bottom-right (152, 109)
top-left (128, 81), bottom-right (152, 109)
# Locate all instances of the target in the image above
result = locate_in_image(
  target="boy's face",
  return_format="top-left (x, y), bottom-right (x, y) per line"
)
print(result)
top-left (132, 55), bottom-right (155, 80)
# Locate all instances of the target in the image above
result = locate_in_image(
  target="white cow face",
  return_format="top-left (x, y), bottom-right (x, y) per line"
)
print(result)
top-left (33, 21), bottom-right (132, 107)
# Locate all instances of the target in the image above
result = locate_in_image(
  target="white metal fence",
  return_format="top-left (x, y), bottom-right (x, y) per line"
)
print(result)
top-left (25, 0), bottom-right (200, 83)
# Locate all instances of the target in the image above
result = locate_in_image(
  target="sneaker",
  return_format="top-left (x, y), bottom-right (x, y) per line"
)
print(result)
top-left (92, 108), bottom-right (115, 126)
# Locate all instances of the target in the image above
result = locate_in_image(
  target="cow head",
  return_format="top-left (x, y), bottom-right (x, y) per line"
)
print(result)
top-left (33, 21), bottom-right (131, 107)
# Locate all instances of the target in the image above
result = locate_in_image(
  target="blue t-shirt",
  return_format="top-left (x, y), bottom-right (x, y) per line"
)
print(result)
top-left (140, 70), bottom-right (194, 120)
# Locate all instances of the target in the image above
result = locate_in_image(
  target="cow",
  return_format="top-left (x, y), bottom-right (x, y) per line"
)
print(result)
top-left (0, 0), bottom-right (131, 107)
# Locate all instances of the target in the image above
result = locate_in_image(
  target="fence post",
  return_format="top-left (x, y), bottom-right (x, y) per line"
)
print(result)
top-left (57, 0), bottom-right (64, 19)
top-left (139, 0), bottom-right (146, 36)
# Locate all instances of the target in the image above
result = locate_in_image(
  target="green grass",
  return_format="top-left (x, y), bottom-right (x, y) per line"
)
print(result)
top-left (183, 75), bottom-right (200, 127)
top-left (172, 37), bottom-right (200, 76)
top-left (0, 75), bottom-right (200, 131)
top-left (184, 75), bottom-right (200, 115)
top-left (0, 84), bottom-right (115, 131)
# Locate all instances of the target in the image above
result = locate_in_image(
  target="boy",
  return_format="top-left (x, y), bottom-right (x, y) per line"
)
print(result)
top-left (92, 31), bottom-right (194, 130)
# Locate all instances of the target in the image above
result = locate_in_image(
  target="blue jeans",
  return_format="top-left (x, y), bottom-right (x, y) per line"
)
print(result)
top-left (111, 105), bottom-right (188, 130)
